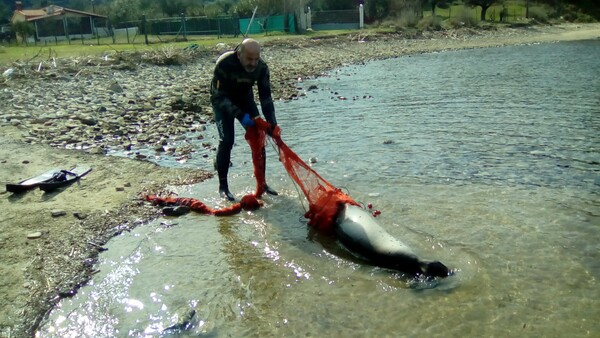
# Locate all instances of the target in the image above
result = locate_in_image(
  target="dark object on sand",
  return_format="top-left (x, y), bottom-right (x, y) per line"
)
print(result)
top-left (162, 205), bottom-right (191, 217)
top-left (38, 166), bottom-right (92, 192)
top-left (6, 168), bottom-right (62, 193)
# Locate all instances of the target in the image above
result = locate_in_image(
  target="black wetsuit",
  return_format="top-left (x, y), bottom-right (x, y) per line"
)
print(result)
top-left (210, 50), bottom-right (277, 192)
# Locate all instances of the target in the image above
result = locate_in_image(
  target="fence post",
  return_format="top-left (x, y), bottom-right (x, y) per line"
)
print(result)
top-left (217, 19), bottom-right (222, 39)
top-left (95, 18), bottom-right (100, 45)
top-left (142, 15), bottom-right (149, 45)
top-left (359, 4), bottom-right (364, 29)
top-left (89, 16), bottom-right (94, 43)
top-left (181, 13), bottom-right (187, 40)
top-left (111, 22), bottom-right (115, 44)
top-left (63, 17), bottom-right (70, 45)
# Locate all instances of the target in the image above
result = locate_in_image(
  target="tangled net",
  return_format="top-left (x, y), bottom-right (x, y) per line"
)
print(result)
top-left (145, 193), bottom-right (261, 216)
top-left (146, 117), bottom-right (358, 229)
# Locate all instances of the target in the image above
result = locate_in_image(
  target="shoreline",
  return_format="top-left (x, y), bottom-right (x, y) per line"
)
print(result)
top-left (1, 22), bottom-right (599, 337)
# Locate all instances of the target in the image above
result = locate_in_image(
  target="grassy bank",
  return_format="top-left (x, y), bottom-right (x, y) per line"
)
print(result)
top-left (0, 30), bottom-right (355, 66)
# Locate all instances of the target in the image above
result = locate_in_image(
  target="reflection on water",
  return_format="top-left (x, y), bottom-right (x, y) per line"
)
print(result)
top-left (38, 40), bottom-right (600, 337)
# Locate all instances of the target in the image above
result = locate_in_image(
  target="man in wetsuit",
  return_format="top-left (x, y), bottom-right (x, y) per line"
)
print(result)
top-left (210, 38), bottom-right (279, 201)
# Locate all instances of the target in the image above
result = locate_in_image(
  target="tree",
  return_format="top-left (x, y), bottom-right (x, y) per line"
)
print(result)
top-left (108, 0), bottom-right (142, 23)
top-left (64, 0), bottom-right (88, 11)
top-left (233, 0), bottom-right (285, 17)
top-left (466, 0), bottom-right (500, 21)
top-left (366, 0), bottom-right (390, 21)
top-left (0, 1), bottom-right (10, 24)
top-left (12, 20), bottom-right (35, 44)
top-left (204, 2), bottom-right (223, 17)
top-left (429, 0), bottom-right (450, 16)
top-left (158, 0), bottom-right (186, 17)
top-left (185, 0), bottom-right (207, 16)
top-left (32, 0), bottom-right (50, 7)
top-left (311, 0), bottom-right (355, 10)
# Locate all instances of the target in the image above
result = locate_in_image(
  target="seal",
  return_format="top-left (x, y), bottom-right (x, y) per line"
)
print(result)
top-left (334, 204), bottom-right (450, 278)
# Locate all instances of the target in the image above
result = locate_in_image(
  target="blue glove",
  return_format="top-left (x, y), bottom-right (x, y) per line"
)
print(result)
top-left (240, 114), bottom-right (255, 128)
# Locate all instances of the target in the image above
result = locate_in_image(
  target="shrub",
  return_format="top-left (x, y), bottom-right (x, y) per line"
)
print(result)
top-left (528, 6), bottom-right (549, 23)
top-left (437, 2), bottom-right (451, 10)
top-left (418, 15), bottom-right (443, 31)
top-left (397, 11), bottom-right (420, 28)
top-left (572, 11), bottom-right (595, 23)
top-left (559, 4), bottom-right (597, 22)
top-left (378, 11), bottom-right (420, 30)
top-left (448, 6), bottom-right (479, 28)
top-left (12, 21), bottom-right (35, 42)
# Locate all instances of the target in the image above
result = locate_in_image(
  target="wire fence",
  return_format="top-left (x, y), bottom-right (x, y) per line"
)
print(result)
top-left (2, 6), bottom-right (531, 47)
top-left (116, 15), bottom-right (240, 43)
top-left (6, 15), bottom-right (240, 47)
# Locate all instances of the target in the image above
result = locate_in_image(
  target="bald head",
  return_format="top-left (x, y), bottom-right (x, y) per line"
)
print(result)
top-left (240, 38), bottom-right (260, 53)
top-left (238, 38), bottom-right (261, 73)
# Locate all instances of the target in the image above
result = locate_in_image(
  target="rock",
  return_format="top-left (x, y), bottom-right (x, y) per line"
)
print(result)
top-left (27, 232), bottom-right (43, 239)
top-left (109, 82), bottom-right (123, 93)
top-left (76, 115), bottom-right (98, 126)
top-left (51, 210), bottom-right (66, 217)
top-left (163, 306), bottom-right (196, 333)
top-left (88, 146), bottom-right (105, 155)
top-left (2, 68), bottom-right (15, 77)
top-left (73, 212), bottom-right (88, 220)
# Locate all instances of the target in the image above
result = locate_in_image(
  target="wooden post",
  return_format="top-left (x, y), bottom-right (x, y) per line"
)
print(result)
top-left (181, 13), bottom-right (187, 40)
top-left (142, 15), bottom-right (148, 45)
top-left (33, 21), bottom-right (39, 46)
top-left (63, 17), bottom-right (70, 44)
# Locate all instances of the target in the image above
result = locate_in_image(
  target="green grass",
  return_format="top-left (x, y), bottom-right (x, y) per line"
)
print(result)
top-left (0, 30), bottom-right (386, 66)
top-left (0, 37), bottom-right (221, 66)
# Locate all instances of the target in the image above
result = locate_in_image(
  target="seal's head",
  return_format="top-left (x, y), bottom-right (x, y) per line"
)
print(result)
top-left (423, 261), bottom-right (451, 278)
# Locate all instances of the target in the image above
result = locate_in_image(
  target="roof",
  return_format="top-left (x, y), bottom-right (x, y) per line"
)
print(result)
top-left (15, 9), bottom-right (46, 20)
top-left (12, 5), bottom-right (106, 22)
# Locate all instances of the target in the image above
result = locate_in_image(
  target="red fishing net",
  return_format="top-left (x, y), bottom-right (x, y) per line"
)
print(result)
top-left (255, 118), bottom-right (360, 231)
top-left (146, 118), bottom-right (358, 229)
top-left (145, 194), bottom-right (261, 216)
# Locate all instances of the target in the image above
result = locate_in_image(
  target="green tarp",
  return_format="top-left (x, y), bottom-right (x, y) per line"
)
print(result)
top-left (239, 14), bottom-right (295, 34)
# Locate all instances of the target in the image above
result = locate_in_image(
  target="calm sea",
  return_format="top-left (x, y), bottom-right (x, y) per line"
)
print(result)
top-left (38, 39), bottom-right (600, 337)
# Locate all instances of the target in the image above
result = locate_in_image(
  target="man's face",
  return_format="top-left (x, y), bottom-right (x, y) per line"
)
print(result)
top-left (238, 48), bottom-right (260, 73)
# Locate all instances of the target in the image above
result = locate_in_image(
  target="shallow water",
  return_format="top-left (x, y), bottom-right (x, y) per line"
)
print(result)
top-left (38, 40), bottom-right (600, 337)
